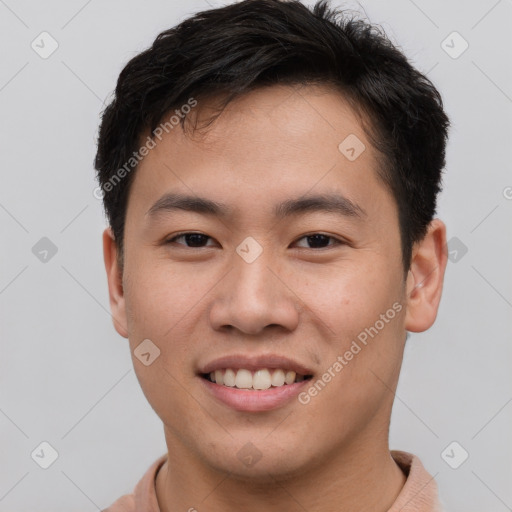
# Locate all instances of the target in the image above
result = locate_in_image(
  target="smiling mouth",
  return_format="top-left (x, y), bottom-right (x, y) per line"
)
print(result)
top-left (201, 368), bottom-right (313, 391)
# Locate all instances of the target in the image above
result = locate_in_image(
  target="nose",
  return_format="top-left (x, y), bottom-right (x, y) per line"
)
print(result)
top-left (208, 249), bottom-right (300, 336)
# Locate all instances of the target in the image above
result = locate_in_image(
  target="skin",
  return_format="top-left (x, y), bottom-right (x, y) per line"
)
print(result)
top-left (103, 84), bottom-right (447, 512)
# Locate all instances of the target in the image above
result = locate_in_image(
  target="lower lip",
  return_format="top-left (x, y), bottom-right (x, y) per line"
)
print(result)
top-left (199, 376), bottom-right (311, 412)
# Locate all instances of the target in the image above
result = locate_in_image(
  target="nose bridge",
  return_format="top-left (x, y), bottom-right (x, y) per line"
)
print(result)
top-left (231, 241), bottom-right (280, 313)
top-left (234, 246), bottom-right (275, 300)
top-left (209, 242), bottom-right (300, 334)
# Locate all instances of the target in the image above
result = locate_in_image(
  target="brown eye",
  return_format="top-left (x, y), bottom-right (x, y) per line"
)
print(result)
top-left (166, 232), bottom-right (214, 248)
top-left (294, 234), bottom-right (343, 249)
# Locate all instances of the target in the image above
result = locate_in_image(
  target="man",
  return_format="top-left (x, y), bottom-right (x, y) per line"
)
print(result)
top-left (96, 0), bottom-right (450, 510)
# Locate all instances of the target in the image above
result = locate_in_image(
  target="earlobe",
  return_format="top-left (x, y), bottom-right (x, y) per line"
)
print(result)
top-left (404, 219), bottom-right (448, 333)
top-left (102, 227), bottom-right (129, 338)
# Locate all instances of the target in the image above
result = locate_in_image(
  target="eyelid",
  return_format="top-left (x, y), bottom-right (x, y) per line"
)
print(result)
top-left (292, 233), bottom-right (346, 248)
top-left (164, 231), bottom-right (215, 246)
top-left (165, 231), bottom-right (348, 249)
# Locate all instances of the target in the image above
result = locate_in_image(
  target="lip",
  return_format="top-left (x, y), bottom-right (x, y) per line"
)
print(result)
top-left (198, 353), bottom-right (314, 376)
top-left (199, 376), bottom-right (311, 412)
top-left (197, 353), bottom-right (314, 412)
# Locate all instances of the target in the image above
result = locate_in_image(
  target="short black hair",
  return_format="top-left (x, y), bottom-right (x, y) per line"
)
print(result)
top-left (94, 0), bottom-right (449, 272)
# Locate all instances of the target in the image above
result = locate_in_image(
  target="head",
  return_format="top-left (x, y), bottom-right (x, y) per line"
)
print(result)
top-left (97, 0), bottom-right (449, 480)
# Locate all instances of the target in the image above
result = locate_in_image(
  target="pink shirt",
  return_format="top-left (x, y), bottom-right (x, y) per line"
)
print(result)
top-left (102, 450), bottom-right (443, 511)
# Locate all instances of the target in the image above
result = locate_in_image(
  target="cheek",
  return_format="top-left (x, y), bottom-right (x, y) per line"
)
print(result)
top-left (295, 258), bottom-right (405, 394)
top-left (122, 261), bottom-right (207, 411)
top-left (124, 257), bottom-right (207, 339)
top-left (123, 261), bottom-right (204, 426)
top-left (295, 257), bottom-right (402, 336)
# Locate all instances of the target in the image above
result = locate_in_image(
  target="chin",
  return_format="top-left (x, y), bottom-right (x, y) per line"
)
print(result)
top-left (204, 440), bottom-right (312, 483)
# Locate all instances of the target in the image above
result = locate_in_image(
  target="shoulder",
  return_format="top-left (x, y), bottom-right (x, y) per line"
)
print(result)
top-left (101, 493), bottom-right (135, 512)
top-left (101, 454), bottom-right (167, 512)
top-left (389, 450), bottom-right (442, 512)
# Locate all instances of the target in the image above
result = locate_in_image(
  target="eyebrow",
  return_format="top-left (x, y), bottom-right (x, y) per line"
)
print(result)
top-left (145, 192), bottom-right (366, 221)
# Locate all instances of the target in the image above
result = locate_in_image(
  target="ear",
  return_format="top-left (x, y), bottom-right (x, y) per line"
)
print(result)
top-left (404, 219), bottom-right (448, 333)
top-left (102, 227), bottom-right (129, 338)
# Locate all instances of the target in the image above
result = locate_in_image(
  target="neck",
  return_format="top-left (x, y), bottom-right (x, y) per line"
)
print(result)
top-left (155, 428), bottom-right (406, 512)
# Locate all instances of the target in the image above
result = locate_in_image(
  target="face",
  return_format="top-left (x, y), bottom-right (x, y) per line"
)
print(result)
top-left (103, 84), bottom-right (446, 480)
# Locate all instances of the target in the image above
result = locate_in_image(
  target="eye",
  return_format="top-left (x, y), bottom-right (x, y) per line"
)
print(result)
top-left (293, 233), bottom-right (344, 249)
top-left (164, 232), bottom-right (345, 250)
top-left (165, 232), bottom-right (216, 248)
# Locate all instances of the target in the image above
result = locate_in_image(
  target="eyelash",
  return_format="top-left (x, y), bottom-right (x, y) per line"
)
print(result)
top-left (164, 232), bottom-right (346, 250)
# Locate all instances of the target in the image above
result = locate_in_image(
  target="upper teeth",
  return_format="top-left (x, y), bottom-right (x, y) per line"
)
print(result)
top-left (208, 368), bottom-right (306, 390)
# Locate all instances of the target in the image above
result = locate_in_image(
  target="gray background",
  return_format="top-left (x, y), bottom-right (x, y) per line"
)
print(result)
top-left (0, 0), bottom-right (511, 510)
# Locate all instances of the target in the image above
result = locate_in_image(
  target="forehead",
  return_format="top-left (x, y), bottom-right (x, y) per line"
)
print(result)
top-left (181, 84), bottom-right (367, 162)
top-left (126, 83), bottom-right (393, 225)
